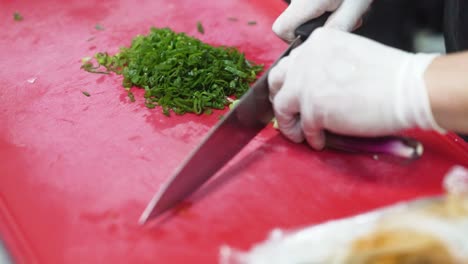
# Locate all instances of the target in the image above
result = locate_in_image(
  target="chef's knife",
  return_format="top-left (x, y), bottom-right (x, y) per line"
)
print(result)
top-left (139, 13), bottom-right (421, 224)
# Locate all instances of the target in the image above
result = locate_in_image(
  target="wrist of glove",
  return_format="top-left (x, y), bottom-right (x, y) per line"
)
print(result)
top-left (268, 28), bottom-right (445, 150)
top-left (273, 0), bottom-right (373, 41)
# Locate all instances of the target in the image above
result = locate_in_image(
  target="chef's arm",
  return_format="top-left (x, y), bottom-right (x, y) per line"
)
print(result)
top-left (426, 52), bottom-right (468, 133)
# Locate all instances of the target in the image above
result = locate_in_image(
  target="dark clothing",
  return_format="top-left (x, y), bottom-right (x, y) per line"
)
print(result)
top-left (444, 0), bottom-right (468, 141)
top-left (444, 0), bottom-right (468, 53)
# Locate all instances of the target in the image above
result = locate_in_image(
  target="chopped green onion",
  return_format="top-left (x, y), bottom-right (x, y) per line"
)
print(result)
top-left (95, 24), bottom-right (105, 30)
top-left (128, 91), bottom-right (136, 102)
top-left (80, 61), bottom-right (110, 74)
top-left (81, 27), bottom-right (263, 115)
top-left (197, 21), bottom-right (204, 34)
top-left (13, 12), bottom-right (23, 21)
top-left (81, 57), bottom-right (92, 63)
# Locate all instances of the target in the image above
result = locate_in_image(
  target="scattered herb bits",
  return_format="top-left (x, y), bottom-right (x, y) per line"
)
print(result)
top-left (197, 21), bottom-right (204, 34)
top-left (95, 24), bottom-right (105, 30)
top-left (227, 17), bottom-right (238, 22)
top-left (13, 12), bottom-right (23, 21)
top-left (247, 21), bottom-right (257, 26)
top-left (82, 91), bottom-right (91, 97)
top-left (81, 60), bottom-right (110, 74)
top-left (81, 27), bottom-right (263, 116)
top-left (127, 91), bottom-right (136, 102)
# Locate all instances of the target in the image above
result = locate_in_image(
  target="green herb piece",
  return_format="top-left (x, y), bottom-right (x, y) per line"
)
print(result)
top-left (145, 101), bottom-right (156, 109)
top-left (80, 61), bottom-right (110, 74)
top-left (218, 115), bottom-right (224, 120)
top-left (162, 107), bottom-right (170, 116)
top-left (227, 17), bottom-right (238, 22)
top-left (81, 57), bottom-right (92, 63)
top-left (128, 91), bottom-right (136, 102)
top-left (229, 99), bottom-right (240, 110)
top-left (95, 24), bottom-right (105, 30)
top-left (247, 21), bottom-right (257, 26)
top-left (13, 12), bottom-right (23, 21)
top-left (81, 27), bottom-right (263, 115)
top-left (197, 21), bottom-right (204, 34)
top-left (272, 118), bottom-right (278, 129)
top-left (82, 91), bottom-right (91, 97)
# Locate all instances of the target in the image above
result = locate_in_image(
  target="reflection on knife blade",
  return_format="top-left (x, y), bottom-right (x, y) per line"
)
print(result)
top-left (139, 38), bottom-right (304, 224)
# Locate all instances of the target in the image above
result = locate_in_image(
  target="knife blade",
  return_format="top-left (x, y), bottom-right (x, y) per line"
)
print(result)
top-left (139, 12), bottom-right (422, 224)
top-left (138, 15), bottom-right (332, 224)
top-left (138, 40), bottom-right (301, 225)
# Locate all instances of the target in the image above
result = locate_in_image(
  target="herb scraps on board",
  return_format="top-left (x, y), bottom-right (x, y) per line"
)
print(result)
top-left (127, 91), bottom-right (136, 102)
top-left (196, 21), bottom-right (204, 34)
top-left (95, 24), bottom-right (105, 30)
top-left (82, 91), bottom-right (91, 97)
top-left (81, 57), bottom-right (110, 74)
top-left (13, 12), bottom-right (23, 21)
top-left (247, 21), bottom-right (257, 26)
top-left (81, 27), bottom-right (263, 116)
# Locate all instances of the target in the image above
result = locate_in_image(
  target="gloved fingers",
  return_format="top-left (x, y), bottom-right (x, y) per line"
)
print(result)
top-left (304, 129), bottom-right (326, 150)
top-left (325, 0), bottom-right (373, 31)
top-left (300, 105), bottom-right (326, 150)
top-left (268, 56), bottom-right (291, 103)
top-left (273, 88), bottom-right (304, 143)
top-left (273, 0), bottom-right (341, 42)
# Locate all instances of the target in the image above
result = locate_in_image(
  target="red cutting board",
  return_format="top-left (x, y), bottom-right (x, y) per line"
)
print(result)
top-left (1, 0), bottom-right (468, 263)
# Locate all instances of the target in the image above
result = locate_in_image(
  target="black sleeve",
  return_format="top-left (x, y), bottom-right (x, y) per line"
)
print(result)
top-left (444, 0), bottom-right (468, 53)
top-left (444, 0), bottom-right (468, 141)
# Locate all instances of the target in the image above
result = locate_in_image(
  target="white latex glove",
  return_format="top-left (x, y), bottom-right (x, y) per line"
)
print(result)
top-left (268, 28), bottom-right (445, 150)
top-left (273, 0), bottom-right (373, 41)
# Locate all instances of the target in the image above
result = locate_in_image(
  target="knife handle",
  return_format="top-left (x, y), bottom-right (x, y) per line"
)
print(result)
top-left (325, 133), bottom-right (423, 160)
top-left (294, 12), bottom-right (332, 41)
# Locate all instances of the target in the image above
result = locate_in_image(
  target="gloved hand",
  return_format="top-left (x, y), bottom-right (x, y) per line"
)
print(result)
top-left (273, 0), bottom-right (373, 41)
top-left (268, 28), bottom-right (445, 150)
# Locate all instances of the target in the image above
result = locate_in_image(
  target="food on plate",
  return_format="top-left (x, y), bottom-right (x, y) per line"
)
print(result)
top-left (81, 27), bottom-right (263, 116)
top-left (220, 166), bottom-right (468, 264)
